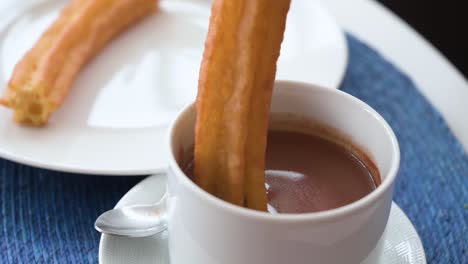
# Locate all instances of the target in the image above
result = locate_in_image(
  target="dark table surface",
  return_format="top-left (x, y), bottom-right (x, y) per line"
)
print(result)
top-left (377, 0), bottom-right (467, 78)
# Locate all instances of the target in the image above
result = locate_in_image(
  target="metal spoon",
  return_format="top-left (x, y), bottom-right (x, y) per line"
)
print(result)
top-left (95, 193), bottom-right (168, 237)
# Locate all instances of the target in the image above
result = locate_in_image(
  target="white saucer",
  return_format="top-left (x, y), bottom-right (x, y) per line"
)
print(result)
top-left (0, 0), bottom-right (348, 175)
top-left (99, 175), bottom-right (426, 264)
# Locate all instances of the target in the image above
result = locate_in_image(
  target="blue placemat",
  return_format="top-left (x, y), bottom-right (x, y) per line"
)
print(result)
top-left (1, 34), bottom-right (467, 263)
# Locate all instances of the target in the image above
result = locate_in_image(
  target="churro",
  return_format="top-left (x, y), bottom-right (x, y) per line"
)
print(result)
top-left (0, 0), bottom-right (157, 125)
top-left (194, 0), bottom-right (291, 210)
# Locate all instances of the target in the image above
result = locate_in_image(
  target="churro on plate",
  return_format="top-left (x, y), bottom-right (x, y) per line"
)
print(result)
top-left (0, 0), bottom-right (157, 125)
top-left (194, 0), bottom-right (291, 210)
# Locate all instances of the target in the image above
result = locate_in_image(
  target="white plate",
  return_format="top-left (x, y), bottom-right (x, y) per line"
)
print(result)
top-left (99, 174), bottom-right (426, 264)
top-left (0, 0), bottom-right (348, 175)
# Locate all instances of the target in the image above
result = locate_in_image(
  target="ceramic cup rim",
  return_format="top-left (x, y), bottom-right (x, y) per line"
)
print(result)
top-left (167, 80), bottom-right (400, 223)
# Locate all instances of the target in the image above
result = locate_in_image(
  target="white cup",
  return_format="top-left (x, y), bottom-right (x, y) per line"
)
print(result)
top-left (165, 80), bottom-right (400, 264)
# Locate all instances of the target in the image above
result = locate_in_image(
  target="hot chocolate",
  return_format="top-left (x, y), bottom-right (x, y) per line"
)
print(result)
top-left (265, 129), bottom-right (379, 213)
top-left (184, 125), bottom-right (380, 214)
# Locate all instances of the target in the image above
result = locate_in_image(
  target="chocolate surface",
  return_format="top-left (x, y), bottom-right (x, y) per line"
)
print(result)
top-left (184, 128), bottom-right (379, 214)
top-left (265, 130), bottom-right (378, 213)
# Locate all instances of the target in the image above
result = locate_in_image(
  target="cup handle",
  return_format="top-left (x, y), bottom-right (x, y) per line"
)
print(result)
top-left (95, 177), bottom-right (169, 237)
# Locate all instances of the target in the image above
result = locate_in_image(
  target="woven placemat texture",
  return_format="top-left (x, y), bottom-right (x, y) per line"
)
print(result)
top-left (1, 34), bottom-right (467, 263)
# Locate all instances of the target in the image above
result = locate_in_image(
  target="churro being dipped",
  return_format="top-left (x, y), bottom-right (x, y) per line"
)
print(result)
top-left (0, 0), bottom-right (157, 125)
top-left (194, 0), bottom-right (291, 210)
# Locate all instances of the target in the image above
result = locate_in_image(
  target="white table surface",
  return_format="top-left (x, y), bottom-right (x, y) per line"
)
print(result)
top-left (1, 0), bottom-right (467, 151)
top-left (325, 0), bottom-right (468, 151)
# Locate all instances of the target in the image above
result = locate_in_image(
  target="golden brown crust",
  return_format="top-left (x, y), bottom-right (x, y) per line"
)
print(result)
top-left (194, 0), bottom-right (291, 210)
top-left (0, 0), bottom-right (157, 125)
